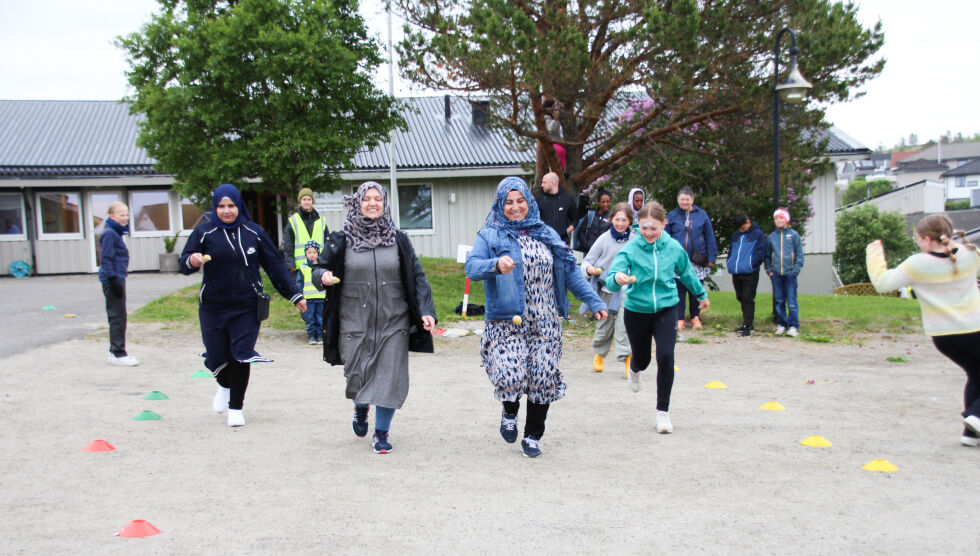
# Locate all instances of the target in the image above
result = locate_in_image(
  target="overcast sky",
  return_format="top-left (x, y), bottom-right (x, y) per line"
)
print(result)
top-left (1, 0), bottom-right (977, 152)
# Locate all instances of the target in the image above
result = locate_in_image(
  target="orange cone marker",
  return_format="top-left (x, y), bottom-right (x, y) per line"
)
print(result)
top-left (83, 440), bottom-right (115, 452)
top-left (116, 519), bottom-right (161, 537)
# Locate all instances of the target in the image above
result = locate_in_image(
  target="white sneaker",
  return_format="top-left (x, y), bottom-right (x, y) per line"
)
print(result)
top-left (964, 415), bottom-right (980, 435)
top-left (628, 367), bottom-right (641, 393)
top-left (786, 327), bottom-right (799, 337)
top-left (227, 409), bottom-right (246, 427)
top-left (107, 352), bottom-right (140, 366)
top-left (212, 387), bottom-right (230, 414)
top-left (774, 325), bottom-right (786, 335)
top-left (960, 435), bottom-right (979, 447)
top-left (656, 411), bottom-right (673, 434)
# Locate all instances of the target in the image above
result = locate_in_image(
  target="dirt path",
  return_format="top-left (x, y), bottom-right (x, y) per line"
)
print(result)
top-left (1, 323), bottom-right (977, 554)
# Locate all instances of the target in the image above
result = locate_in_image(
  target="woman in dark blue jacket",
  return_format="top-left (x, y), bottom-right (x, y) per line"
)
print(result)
top-left (180, 184), bottom-right (306, 427)
top-left (665, 187), bottom-right (717, 331)
top-left (466, 176), bottom-right (607, 458)
top-left (100, 202), bottom-right (138, 366)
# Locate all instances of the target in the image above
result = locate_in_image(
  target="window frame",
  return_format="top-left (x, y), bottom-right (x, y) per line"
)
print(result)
top-left (955, 176), bottom-right (967, 188)
top-left (128, 189), bottom-right (174, 237)
top-left (35, 191), bottom-right (84, 240)
top-left (179, 197), bottom-right (208, 232)
top-left (0, 192), bottom-right (27, 242)
top-left (396, 182), bottom-right (435, 235)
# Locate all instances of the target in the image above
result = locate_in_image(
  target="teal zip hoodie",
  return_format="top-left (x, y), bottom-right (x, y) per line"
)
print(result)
top-left (605, 233), bottom-right (706, 313)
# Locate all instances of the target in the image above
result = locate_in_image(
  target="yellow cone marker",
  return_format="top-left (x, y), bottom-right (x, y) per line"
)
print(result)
top-left (862, 459), bottom-right (899, 472)
top-left (800, 435), bottom-right (833, 447)
top-left (64, 314), bottom-right (77, 318)
top-left (674, 365), bottom-right (679, 371)
top-left (512, 315), bottom-right (523, 325)
top-left (759, 401), bottom-right (786, 411)
top-left (704, 381), bottom-right (727, 389)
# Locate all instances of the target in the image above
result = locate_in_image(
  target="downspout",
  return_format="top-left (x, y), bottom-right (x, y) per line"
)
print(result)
top-left (22, 188), bottom-right (37, 275)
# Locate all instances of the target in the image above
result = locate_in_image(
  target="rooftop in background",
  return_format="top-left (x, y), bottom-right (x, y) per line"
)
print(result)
top-left (906, 141), bottom-right (980, 163)
top-left (941, 157), bottom-right (980, 177)
top-left (897, 158), bottom-right (949, 172)
top-left (0, 100), bottom-right (159, 177)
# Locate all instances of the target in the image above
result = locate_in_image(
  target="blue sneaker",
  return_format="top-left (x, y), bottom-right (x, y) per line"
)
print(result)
top-left (500, 412), bottom-right (518, 443)
top-left (352, 406), bottom-right (369, 438)
top-left (521, 436), bottom-right (542, 458)
top-left (373, 430), bottom-right (392, 454)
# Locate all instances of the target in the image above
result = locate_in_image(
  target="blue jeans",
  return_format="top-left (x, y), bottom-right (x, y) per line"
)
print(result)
top-left (770, 274), bottom-right (799, 329)
top-left (302, 298), bottom-right (324, 340)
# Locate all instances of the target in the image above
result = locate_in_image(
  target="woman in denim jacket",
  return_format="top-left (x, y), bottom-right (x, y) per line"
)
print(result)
top-left (466, 177), bottom-right (607, 458)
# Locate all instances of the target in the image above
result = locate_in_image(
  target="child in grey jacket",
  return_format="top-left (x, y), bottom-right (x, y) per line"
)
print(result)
top-left (765, 208), bottom-right (804, 336)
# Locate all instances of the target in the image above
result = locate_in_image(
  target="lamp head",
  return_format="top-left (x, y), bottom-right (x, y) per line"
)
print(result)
top-left (775, 50), bottom-right (812, 104)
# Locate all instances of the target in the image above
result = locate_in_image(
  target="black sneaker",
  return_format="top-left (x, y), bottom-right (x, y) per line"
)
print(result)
top-left (500, 412), bottom-right (518, 443)
top-left (373, 430), bottom-right (392, 454)
top-left (521, 436), bottom-right (542, 458)
top-left (352, 406), bottom-right (369, 438)
top-left (739, 326), bottom-right (752, 337)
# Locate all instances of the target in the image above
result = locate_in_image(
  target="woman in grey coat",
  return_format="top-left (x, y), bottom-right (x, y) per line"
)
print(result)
top-left (312, 182), bottom-right (437, 454)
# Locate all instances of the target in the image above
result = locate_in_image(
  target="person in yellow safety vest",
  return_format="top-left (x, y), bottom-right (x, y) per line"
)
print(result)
top-left (297, 241), bottom-right (326, 344)
top-left (283, 187), bottom-right (328, 271)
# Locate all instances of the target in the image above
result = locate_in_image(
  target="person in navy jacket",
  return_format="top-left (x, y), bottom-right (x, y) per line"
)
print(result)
top-left (100, 202), bottom-right (139, 366)
top-left (665, 187), bottom-right (717, 331)
top-left (180, 184), bottom-right (306, 427)
top-left (725, 212), bottom-right (768, 336)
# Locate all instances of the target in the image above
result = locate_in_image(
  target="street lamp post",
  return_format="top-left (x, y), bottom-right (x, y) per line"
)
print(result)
top-left (772, 27), bottom-right (812, 211)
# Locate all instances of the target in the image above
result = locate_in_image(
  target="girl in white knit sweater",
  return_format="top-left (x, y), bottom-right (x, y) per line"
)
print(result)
top-left (582, 202), bottom-right (634, 375)
top-left (867, 214), bottom-right (980, 446)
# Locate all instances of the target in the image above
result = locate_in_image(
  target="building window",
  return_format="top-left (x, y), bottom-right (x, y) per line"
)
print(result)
top-left (0, 193), bottom-right (26, 240)
top-left (37, 192), bottom-right (82, 238)
top-left (956, 176), bottom-right (967, 188)
top-left (968, 180), bottom-right (978, 187)
top-left (130, 190), bottom-right (172, 233)
top-left (181, 198), bottom-right (207, 230)
top-left (398, 184), bottom-right (433, 231)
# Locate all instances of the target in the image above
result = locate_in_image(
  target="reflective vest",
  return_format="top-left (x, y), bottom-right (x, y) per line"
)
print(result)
top-left (289, 212), bottom-right (326, 268)
top-left (298, 263), bottom-right (325, 300)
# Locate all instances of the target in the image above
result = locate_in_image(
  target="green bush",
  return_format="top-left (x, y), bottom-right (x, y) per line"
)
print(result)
top-left (834, 205), bottom-right (915, 284)
top-left (946, 199), bottom-right (970, 211)
top-left (841, 178), bottom-right (894, 205)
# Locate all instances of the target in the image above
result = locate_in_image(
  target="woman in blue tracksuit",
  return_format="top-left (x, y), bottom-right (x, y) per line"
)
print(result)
top-left (179, 184), bottom-right (307, 427)
top-left (466, 176), bottom-right (608, 458)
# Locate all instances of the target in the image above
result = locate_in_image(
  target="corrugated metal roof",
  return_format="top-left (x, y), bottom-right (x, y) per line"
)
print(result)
top-left (0, 97), bottom-right (867, 177)
top-left (0, 100), bottom-right (156, 168)
top-left (350, 96), bottom-right (534, 170)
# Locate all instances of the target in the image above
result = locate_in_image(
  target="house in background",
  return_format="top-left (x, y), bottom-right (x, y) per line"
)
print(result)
top-left (940, 158), bottom-right (980, 205)
top-left (894, 157), bottom-right (954, 188)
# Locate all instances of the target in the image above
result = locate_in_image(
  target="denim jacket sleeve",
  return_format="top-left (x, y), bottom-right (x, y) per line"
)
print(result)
top-left (465, 230), bottom-right (501, 280)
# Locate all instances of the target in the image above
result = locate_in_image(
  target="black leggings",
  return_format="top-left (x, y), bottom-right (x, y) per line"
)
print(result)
top-left (932, 331), bottom-right (980, 420)
top-left (624, 306), bottom-right (677, 411)
top-left (216, 361), bottom-right (251, 410)
top-left (502, 399), bottom-right (550, 439)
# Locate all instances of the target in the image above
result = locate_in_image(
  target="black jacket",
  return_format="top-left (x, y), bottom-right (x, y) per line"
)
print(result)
top-left (312, 230), bottom-right (437, 365)
top-left (535, 191), bottom-right (578, 244)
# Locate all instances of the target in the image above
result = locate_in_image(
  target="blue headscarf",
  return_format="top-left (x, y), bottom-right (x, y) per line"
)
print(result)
top-left (211, 183), bottom-right (250, 230)
top-left (483, 176), bottom-right (576, 266)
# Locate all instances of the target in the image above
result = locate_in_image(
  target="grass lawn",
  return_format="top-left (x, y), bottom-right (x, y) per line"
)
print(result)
top-left (132, 257), bottom-right (923, 339)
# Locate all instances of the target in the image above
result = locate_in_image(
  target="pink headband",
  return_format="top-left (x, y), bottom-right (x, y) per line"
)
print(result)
top-left (773, 209), bottom-right (791, 222)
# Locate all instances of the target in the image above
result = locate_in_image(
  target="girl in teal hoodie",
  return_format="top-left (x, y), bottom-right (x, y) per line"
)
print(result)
top-left (605, 202), bottom-right (710, 434)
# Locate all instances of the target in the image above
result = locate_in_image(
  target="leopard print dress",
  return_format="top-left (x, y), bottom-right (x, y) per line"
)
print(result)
top-left (480, 235), bottom-right (565, 404)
